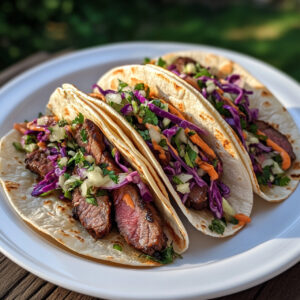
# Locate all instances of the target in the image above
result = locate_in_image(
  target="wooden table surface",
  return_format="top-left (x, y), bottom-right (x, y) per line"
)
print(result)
top-left (0, 51), bottom-right (299, 300)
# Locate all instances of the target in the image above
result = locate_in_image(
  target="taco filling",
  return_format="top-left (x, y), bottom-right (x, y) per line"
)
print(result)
top-left (93, 81), bottom-right (250, 230)
top-left (13, 113), bottom-right (179, 263)
top-left (155, 56), bottom-right (295, 189)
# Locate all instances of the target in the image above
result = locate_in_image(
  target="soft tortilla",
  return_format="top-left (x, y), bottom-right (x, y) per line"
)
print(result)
top-left (92, 66), bottom-right (253, 237)
top-left (0, 87), bottom-right (188, 267)
top-left (155, 51), bottom-right (300, 202)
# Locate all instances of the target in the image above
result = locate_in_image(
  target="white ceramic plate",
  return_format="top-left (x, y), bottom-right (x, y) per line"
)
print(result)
top-left (0, 42), bottom-right (299, 300)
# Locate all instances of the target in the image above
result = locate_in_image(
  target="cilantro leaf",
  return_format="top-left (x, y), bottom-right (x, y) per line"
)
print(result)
top-left (67, 150), bottom-right (85, 166)
top-left (257, 165), bottom-right (272, 185)
top-left (86, 197), bottom-right (98, 206)
top-left (113, 244), bottom-right (123, 251)
top-left (12, 142), bottom-right (25, 152)
top-left (80, 129), bottom-right (88, 143)
top-left (248, 123), bottom-right (258, 134)
top-left (134, 83), bottom-right (145, 91)
top-left (194, 68), bottom-right (212, 78)
top-left (209, 219), bottom-right (225, 235)
top-left (141, 244), bottom-right (181, 264)
top-left (118, 80), bottom-right (128, 92)
top-left (138, 129), bottom-right (151, 141)
top-left (156, 57), bottom-right (167, 68)
top-left (274, 175), bottom-right (291, 186)
top-left (96, 189), bottom-right (108, 196)
top-left (100, 163), bottom-right (119, 183)
top-left (58, 119), bottom-right (68, 127)
top-left (142, 107), bottom-right (158, 125)
top-left (159, 139), bottom-right (167, 147)
top-left (173, 176), bottom-right (183, 185)
top-left (72, 113), bottom-right (84, 125)
top-left (188, 130), bottom-right (196, 136)
top-left (229, 217), bottom-right (239, 225)
top-left (186, 144), bottom-right (197, 165)
top-left (143, 57), bottom-right (151, 65)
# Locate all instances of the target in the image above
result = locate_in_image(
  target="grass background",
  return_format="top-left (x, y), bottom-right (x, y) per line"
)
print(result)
top-left (1, 0), bottom-right (299, 81)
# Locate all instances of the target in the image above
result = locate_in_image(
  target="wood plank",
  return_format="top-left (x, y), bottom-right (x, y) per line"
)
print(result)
top-left (5, 273), bottom-right (46, 300)
top-left (0, 256), bottom-right (28, 298)
top-left (255, 263), bottom-right (300, 300)
top-left (30, 282), bottom-right (56, 300)
top-left (65, 291), bottom-right (99, 300)
top-left (46, 286), bottom-right (71, 299)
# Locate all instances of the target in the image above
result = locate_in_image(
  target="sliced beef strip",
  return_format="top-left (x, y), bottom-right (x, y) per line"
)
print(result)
top-left (25, 149), bottom-right (54, 178)
top-left (113, 184), bottom-right (167, 256)
top-left (172, 57), bottom-right (197, 73)
top-left (74, 119), bottom-right (120, 173)
top-left (185, 184), bottom-right (208, 210)
top-left (72, 188), bottom-right (112, 239)
top-left (256, 120), bottom-right (296, 162)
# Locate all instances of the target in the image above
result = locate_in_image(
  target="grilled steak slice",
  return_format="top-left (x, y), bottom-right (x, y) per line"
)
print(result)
top-left (185, 185), bottom-right (208, 210)
top-left (173, 57), bottom-right (197, 73)
top-left (72, 188), bottom-right (112, 238)
top-left (74, 119), bottom-right (120, 172)
top-left (256, 120), bottom-right (296, 162)
top-left (25, 149), bottom-right (54, 178)
top-left (113, 184), bottom-right (167, 256)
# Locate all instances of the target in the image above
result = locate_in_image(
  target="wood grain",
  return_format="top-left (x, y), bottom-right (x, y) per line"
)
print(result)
top-left (0, 51), bottom-right (299, 300)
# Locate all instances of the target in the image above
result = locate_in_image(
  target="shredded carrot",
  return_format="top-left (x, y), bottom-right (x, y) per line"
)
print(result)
top-left (185, 128), bottom-right (216, 159)
top-left (26, 123), bottom-right (46, 132)
top-left (37, 141), bottom-right (46, 149)
top-left (13, 123), bottom-right (28, 135)
top-left (53, 115), bottom-right (59, 122)
top-left (257, 130), bottom-right (291, 170)
top-left (61, 141), bottom-right (67, 148)
top-left (243, 131), bottom-right (247, 139)
top-left (234, 213), bottom-right (251, 227)
top-left (152, 140), bottom-right (167, 161)
top-left (137, 116), bottom-right (143, 124)
top-left (88, 93), bottom-right (105, 101)
top-left (123, 193), bottom-right (135, 209)
top-left (195, 157), bottom-right (219, 180)
top-left (145, 123), bottom-right (160, 132)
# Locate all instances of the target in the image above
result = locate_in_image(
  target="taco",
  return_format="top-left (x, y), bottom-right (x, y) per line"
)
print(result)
top-left (0, 85), bottom-right (189, 266)
top-left (87, 65), bottom-right (253, 237)
top-left (148, 51), bottom-right (300, 202)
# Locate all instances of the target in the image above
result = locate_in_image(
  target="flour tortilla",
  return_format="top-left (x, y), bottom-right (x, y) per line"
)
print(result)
top-left (91, 66), bottom-right (253, 237)
top-left (0, 87), bottom-right (188, 267)
top-left (155, 51), bottom-right (300, 202)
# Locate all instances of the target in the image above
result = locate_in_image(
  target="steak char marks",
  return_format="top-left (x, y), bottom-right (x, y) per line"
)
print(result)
top-left (256, 120), bottom-right (296, 162)
top-left (72, 188), bottom-right (112, 238)
top-left (74, 119), bottom-right (167, 255)
top-left (25, 150), bottom-right (54, 178)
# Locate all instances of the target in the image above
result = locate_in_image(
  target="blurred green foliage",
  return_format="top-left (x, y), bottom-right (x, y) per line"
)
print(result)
top-left (1, 0), bottom-right (299, 81)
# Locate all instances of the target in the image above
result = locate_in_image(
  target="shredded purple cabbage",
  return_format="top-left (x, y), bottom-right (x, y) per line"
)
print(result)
top-left (31, 170), bottom-right (58, 196)
top-left (162, 126), bottom-right (178, 138)
top-left (217, 181), bottom-right (230, 198)
top-left (252, 143), bottom-right (272, 153)
top-left (208, 180), bottom-right (223, 219)
top-left (114, 150), bottom-right (129, 173)
top-left (120, 104), bottom-right (133, 116)
top-left (92, 84), bottom-right (117, 96)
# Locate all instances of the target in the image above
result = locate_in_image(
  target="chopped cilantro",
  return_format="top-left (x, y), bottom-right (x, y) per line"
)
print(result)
top-left (214, 101), bottom-right (231, 117)
top-left (248, 123), bottom-right (258, 134)
top-left (159, 139), bottom-right (167, 148)
top-left (173, 176), bottom-right (183, 185)
top-left (194, 68), bottom-right (212, 78)
top-left (229, 217), bottom-right (239, 225)
top-left (86, 197), bottom-right (98, 206)
top-left (257, 165), bottom-right (272, 185)
top-left (197, 80), bottom-right (205, 89)
top-left (209, 219), bottom-right (225, 235)
top-left (274, 175), bottom-right (290, 186)
top-left (113, 243), bottom-right (123, 251)
top-left (64, 190), bottom-right (72, 199)
top-left (152, 99), bottom-right (164, 108)
top-left (156, 57), bottom-right (167, 68)
top-left (96, 190), bottom-right (108, 196)
top-left (67, 150), bottom-right (85, 166)
top-left (100, 163), bottom-right (119, 183)
top-left (212, 159), bottom-right (218, 168)
top-left (256, 134), bottom-right (268, 142)
top-left (38, 112), bottom-right (43, 118)
top-left (273, 154), bottom-right (283, 164)
top-left (141, 244), bottom-right (181, 264)
top-left (143, 57), bottom-right (151, 64)
top-left (12, 142), bottom-right (25, 152)
top-left (188, 130), bottom-right (196, 136)
top-left (24, 135), bottom-right (36, 145)
top-left (80, 129), bottom-right (88, 143)
top-left (240, 118), bottom-right (247, 129)
top-left (142, 107), bottom-right (158, 125)
top-left (138, 129), bottom-right (151, 141)
top-left (64, 173), bottom-right (71, 180)
top-left (186, 144), bottom-right (197, 166)
top-left (118, 80), bottom-right (128, 92)
top-left (72, 113), bottom-right (84, 125)
top-left (40, 190), bottom-right (52, 197)
top-left (58, 119), bottom-right (68, 127)
top-left (134, 83), bottom-right (145, 91)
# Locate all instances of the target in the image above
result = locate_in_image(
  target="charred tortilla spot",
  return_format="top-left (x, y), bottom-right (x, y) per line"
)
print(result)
top-left (57, 205), bottom-right (66, 212)
top-left (59, 229), bottom-right (70, 237)
top-left (5, 181), bottom-right (19, 191)
top-left (215, 128), bottom-right (224, 140)
top-left (178, 103), bottom-right (184, 111)
top-left (201, 224), bottom-right (206, 230)
top-left (112, 69), bottom-right (124, 76)
top-left (89, 93), bottom-right (105, 101)
top-left (270, 123), bottom-right (279, 129)
top-left (172, 82), bottom-right (183, 92)
top-left (75, 235), bottom-right (84, 242)
top-left (64, 107), bottom-right (70, 116)
top-left (43, 200), bottom-right (52, 205)
top-left (291, 174), bottom-right (300, 179)
top-left (261, 90), bottom-right (272, 97)
top-left (47, 212), bottom-right (54, 216)
top-left (157, 73), bottom-right (170, 84)
top-left (111, 80), bottom-right (117, 90)
top-left (223, 139), bottom-right (230, 150)
top-left (293, 162), bottom-right (300, 170)
top-left (69, 229), bottom-right (80, 234)
top-left (219, 61), bottom-right (233, 76)
top-left (263, 101), bottom-right (271, 107)
top-left (283, 107), bottom-right (287, 112)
